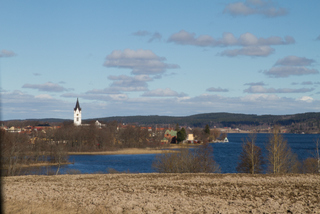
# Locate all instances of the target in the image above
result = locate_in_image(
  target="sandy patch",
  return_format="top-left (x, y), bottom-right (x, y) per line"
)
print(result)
top-left (3, 173), bottom-right (320, 213)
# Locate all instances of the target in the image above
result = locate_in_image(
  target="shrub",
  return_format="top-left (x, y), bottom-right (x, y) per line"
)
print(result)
top-left (152, 143), bottom-right (220, 173)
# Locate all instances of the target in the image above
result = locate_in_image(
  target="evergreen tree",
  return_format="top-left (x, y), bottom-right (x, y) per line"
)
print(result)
top-left (175, 123), bottom-right (180, 132)
top-left (177, 128), bottom-right (187, 143)
top-left (204, 124), bottom-right (210, 135)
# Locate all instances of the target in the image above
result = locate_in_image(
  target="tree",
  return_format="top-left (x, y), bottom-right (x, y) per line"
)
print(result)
top-left (212, 129), bottom-right (221, 141)
top-left (204, 124), bottom-right (210, 135)
top-left (177, 127), bottom-right (187, 143)
top-left (303, 139), bottom-right (320, 173)
top-left (152, 143), bottom-right (220, 173)
top-left (316, 139), bottom-right (320, 173)
top-left (175, 123), bottom-right (180, 132)
top-left (266, 126), bottom-right (300, 174)
top-left (302, 158), bottom-right (319, 173)
top-left (236, 133), bottom-right (263, 174)
top-left (1, 130), bottom-right (30, 176)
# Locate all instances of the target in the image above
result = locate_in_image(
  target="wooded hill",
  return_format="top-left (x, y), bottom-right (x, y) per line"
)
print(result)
top-left (4, 112), bottom-right (320, 132)
top-left (92, 112), bottom-right (320, 128)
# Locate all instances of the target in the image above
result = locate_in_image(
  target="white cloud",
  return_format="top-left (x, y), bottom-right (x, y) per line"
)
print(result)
top-left (104, 49), bottom-right (179, 75)
top-left (132, 30), bottom-right (150, 36)
top-left (109, 75), bottom-right (151, 91)
top-left (244, 85), bottom-right (314, 93)
top-left (0, 49), bottom-right (16, 57)
top-left (240, 94), bottom-right (280, 102)
top-left (35, 94), bottom-right (54, 99)
top-left (168, 30), bottom-right (293, 57)
top-left (168, 31), bottom-right (293, 47)
top-left (297, 96), bottom-right (314, 103)
top-left (264, 56), bottom-right (319, 78)
top-left (86, 75), bottom-right (152, 94)
top-left (22, 82), bottom-right (71, 92)
top-left (206, 87), bottom-right (229, 92)
top-left (142, 88), bottom-right (187, 97)
top-left (301, 81), bottom-right (313, 85)
top-left (1, 90), bottom-right (71, 119)
top-left (148, 32), bottom-right (162, 42)
top-left (220, 46), bottom-right (274, 57)
top-left (168, 30), bottom-right (215, 46)
top-left (133, 31), bottom-right (162, 43)
top-left (109, 94), bottom-right (128, 101)
top-left (264, 66), bottom-right (319, 78)
top-left (244, 81), bottom-right (266, 86)
top-left (224, 0), bottom-right (288, 17)
top-left (2, 89), bottom-right (320, 120)
top-left (61, 92), bottom-right (128, 102)
top-left (275, 56), bottom-right (315, 66)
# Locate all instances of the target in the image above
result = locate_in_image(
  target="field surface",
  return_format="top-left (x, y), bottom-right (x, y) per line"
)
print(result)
top-left (3, 173), bottom-right (320, 213)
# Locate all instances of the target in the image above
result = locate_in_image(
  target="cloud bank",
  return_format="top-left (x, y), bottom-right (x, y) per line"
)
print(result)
top-left (224, 0), bottom-right (288, 17)
top-left (104, 49), bottom-right (179, 75)
top-left (22, 82), bottom-right (71, 92)
top-left (0, 49), bottom-right (16, 57)
top-left (168, 30), bottom-right (294, 57)
top-left (264, 56), bottom-right (319, 78)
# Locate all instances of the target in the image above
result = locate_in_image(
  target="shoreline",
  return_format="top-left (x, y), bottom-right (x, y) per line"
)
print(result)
top-left (67, 147), bottom-right (179, 156)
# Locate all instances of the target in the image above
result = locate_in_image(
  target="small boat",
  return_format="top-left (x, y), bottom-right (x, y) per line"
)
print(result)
top-left (224, 137), bottom-right (229, 143)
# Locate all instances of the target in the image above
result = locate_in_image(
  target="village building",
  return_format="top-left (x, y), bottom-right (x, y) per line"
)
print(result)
top-left (163, 129), bottom-right (177, 144)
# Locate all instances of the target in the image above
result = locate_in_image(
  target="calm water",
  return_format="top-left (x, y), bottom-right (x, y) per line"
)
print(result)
top-left (37, 133), bottom-right (319, 174)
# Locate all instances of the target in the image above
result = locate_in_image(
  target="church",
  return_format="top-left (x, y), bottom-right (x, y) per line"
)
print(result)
top-left (73, 99), bottom-right (105, 127)
top-left (74, 98), bottom-right (82, 126)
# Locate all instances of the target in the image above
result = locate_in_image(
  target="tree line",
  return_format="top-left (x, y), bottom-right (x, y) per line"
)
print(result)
top-left (236, 126), bottom-right (319, 174)
top-left (153, 125), bottom-right (320, 174)
top-left (1, 121), bottom-right (165, 176)
top-left (1, 122), bottom-right (319, 176)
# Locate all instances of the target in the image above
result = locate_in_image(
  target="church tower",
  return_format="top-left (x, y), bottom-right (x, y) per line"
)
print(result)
top-left (74, 98), bottom-right (82, 126)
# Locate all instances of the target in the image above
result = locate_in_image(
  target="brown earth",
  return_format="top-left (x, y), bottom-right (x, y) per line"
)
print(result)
top-left (3, 173), bottom-right (320, 213)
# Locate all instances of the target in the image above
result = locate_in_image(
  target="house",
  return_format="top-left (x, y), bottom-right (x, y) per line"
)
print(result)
top-left (164, 129), bottom-right (177, 144)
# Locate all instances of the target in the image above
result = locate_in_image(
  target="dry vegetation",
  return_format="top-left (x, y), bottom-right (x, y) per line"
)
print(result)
top-left (3, 173), bottom-right (320, 213)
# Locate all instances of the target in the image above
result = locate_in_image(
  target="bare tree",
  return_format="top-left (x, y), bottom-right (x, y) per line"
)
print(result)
top-left (212, 129), bottom-right (221, 141)
top-left (152, 143), bottom-right (220, 173)
top-left (1, 130), bottom-right (30, 176)
top-left (303, 139), bottom-right (320, 173)
top-left (302, 158), bottom-right (318, 173)
top-left (316, 139), bottom-right (320, 173)
top-left (236, 133), bottom-right (263, 174)
top-left (266, 126), bottom-right (300, 174)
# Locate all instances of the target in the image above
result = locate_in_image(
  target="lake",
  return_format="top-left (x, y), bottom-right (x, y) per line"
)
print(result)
top-left (37, 133), bottom-right (320, 174)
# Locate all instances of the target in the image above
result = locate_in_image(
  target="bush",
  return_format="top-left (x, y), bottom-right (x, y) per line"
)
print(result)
top-left (152, 143), bottom-right (220, 173)
top-left (302, 158), bottom-right (319, 173)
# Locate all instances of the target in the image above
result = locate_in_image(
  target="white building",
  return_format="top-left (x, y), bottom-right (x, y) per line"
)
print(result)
top-left (74, 98), bottom-right (82, 126)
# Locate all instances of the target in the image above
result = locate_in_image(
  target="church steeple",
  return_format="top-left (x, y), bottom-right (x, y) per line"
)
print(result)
top-left (74, 98), bottom-right (81, 111)
top-left (74, 98), bottom-right (82, 126)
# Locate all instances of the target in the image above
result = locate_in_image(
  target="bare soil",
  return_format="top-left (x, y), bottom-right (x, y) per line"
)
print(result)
top-left (3, 173), bottom-right (320, 213)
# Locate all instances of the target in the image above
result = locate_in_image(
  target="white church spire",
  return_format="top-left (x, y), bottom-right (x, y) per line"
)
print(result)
top-left (74, 98), bottom-right (82, 126)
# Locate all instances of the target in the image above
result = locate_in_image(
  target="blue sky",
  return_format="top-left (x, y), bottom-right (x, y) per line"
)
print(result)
top-left (1, 0), bottom-right (320, 120)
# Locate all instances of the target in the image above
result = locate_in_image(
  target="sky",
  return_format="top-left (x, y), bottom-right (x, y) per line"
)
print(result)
top-left (1, 0), bottom-right (320, 120)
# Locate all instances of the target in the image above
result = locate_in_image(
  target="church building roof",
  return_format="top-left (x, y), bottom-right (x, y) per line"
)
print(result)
top-left (74, 98), bottom-right (81, 111)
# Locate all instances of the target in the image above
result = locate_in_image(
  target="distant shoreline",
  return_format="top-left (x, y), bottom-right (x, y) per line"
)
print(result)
top-left (67, 147), bottom-right (180, 156)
